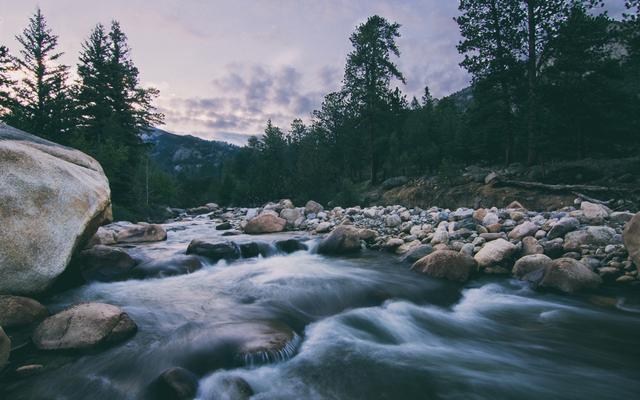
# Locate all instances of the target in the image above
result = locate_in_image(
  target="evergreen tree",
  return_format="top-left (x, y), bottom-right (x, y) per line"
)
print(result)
top-left (342, 15), bottom-right (405, 183)
top-left (456, 0), bottom-right (524, 164)
top-left (0, 45), bottom-right (16, 117)
top-left (8, 8), bottom-right (70, 139)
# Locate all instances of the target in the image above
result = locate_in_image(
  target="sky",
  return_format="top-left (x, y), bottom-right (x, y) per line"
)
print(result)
top-left (0, 0), bottom-right (630, 145)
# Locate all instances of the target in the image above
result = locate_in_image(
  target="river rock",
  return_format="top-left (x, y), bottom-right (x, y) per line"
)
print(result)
top-left (508, 221), bottom-right (538, 240)
top-left (186, 240), bottom-right (240, 261)
top-left (0, 124), bottom-right (112, 295)
top-left (244, 214), bottom-right (287, 234)
top-left (474, 238), bottom-right (517, 268)
top-left (0, 295), bottom-right (48, 328)
top-left (431, 229), bottom-right (449, 245)
top-left (358, 229), bottom-right (378, 242)
top-left (154, 367), bottom-right (199, 400)
top-left (1, 327), bottom-right (10, 370)
top-left (385, 214), bottom-right (402, 228)
top-left (33, 303), bottom-right (137, 350)
top-left (316, 222), bottom-right (332, 233)
top-left (280, 208), bottom-right (302, 227)
top-left (216, 222), bottom-right (232, 231)
top-left (563, 226), bottom-right (617, 251)
top-left (580, 201), bottom-right (610, 225)
top-left (522, 236), bottom-right (544, 256)
top-left (115, 224), bottom-right (167, 243)
top-left (400, 244), bottom-right (434, 263)
top-left (275, 238), bottom-right (308, 254)
top-left (547, 217), bottom-right (580, 239)
top-left (512, 254), bottom-right (553, 279)
top-left (131, 255), bottom-right (203, 279)
top-left (305, 200), bottom-right (324, 215)
top-left (411, 250), bottom-right (477, 282)
top-left (79, 245), bottom-right (137, 282)
top-left (540, 258), bottom-right (602, 293)
top-left (396, 240), bottom-right (421, 255)
top-left (317, 225), bottom-right (361, 255)
top-left (623, 213), bottom-right (640, 271)
top-left (217, 376), bottom-right (254, 400)
top-left (86, 227), bottom-right (117, 247)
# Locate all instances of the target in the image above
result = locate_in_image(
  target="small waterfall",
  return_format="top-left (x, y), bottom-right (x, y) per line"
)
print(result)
top-left (240, 332), bottom-right (301, 367)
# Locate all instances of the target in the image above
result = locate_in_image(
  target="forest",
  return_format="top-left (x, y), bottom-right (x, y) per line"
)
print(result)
top-left (1, 1), bottom-right (639, 219)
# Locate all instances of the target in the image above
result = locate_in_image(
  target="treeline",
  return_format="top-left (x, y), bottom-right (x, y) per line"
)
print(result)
top-left (0, 8), bottom-right (173, 220)
top-left (210, 1), bottom-right (639, 207)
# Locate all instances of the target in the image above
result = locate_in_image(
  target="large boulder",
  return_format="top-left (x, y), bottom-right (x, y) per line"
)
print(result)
top-left (186, 240), bottom-right (240, 262)
top-left (580, 201), bottom-right (610, 225)
top-left (623, 213), bottom-right (640, 271)
top-left (32, 303), bottom-right (137, 350)
top-left (0, 124), bottom-right (112, 295)
top-left (411, 250), bottom-right (477, 282)
top-left (474, 238), bottom-right (517, 268)
top-left (540, 258), bottom-right (602, 293)
top-left (0, 295), bottom-right (48, 328)
top-left (78, 245), bottom-right (138, 282)
top-left (244, 214), bottom-right (287, 234)
top-left (1, 327), bottom-right (10, 370)
top-left (563, 226), bottom-right (617, 251)
top-left (317, 225), bottom-right (362, 255)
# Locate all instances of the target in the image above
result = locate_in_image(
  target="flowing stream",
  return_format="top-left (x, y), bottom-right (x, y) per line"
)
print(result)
top-left (4, 219), bottom-right (640, 399)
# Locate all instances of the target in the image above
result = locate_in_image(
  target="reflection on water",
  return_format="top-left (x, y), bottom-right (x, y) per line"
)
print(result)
top-left (4, 219), bottom-right (640, 400)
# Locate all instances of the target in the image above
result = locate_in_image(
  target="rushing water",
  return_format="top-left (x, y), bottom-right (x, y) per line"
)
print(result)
top-left (3, 219), bottom-right (640, 399)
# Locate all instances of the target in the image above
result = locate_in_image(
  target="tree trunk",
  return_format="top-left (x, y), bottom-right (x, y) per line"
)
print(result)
top-left (526, 0), bottom-right (537, 165)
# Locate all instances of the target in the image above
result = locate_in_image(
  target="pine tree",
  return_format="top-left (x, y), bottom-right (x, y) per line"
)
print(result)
top-left (343, 15), bottom-right (405, 184)
top-left (456, 0), bottom-right (524, 164)
top-left (0, 45), bottom-right (16, 117)
top-left (9, 8), bottom-right (70, 139)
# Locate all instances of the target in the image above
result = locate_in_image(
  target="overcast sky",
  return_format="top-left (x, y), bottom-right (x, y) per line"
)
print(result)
top-left (0, 0), bottom-right (629, 144)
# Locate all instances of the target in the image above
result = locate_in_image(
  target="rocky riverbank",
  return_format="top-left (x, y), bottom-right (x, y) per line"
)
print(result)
top-left (163, 198), bottom-right (640, 290)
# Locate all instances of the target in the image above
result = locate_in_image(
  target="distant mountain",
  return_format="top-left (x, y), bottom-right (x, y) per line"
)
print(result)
top-left (142, 128), bottom-right (238, 176)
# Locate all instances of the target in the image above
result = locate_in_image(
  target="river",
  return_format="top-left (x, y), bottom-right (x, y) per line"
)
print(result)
top-left (4, 219), bottom-right (640, 399)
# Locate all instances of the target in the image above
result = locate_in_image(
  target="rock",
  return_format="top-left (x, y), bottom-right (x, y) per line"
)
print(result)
top-left (186, 240), bottom-right (240, 262)
top-left (385, 214), bottom-right (402, 228)
top-left (381, 176), bottom-right (408, 190)
top-left (473, 208), bottom-right (488, 222)
top-left (623, 213), bottom-right (640, 271)
top-left (245, 208), bottom-right (259, 220)
top-left (358, 229), bottom-right (378, 242)
top-left (78, 245), bottom-right (137, 282)
top-left (317, 225), bottom-right (361, 255)
top-left (610, 211), bottom-right (635, 224)
top-left (1, 327), bottom-right (10, 370)
top-left (480, 232), bottom-right (506, 241)
top-left (521, 236), bottom-right (544, 256)
top-left (0, 295), bottom-right (48, 328)
top-left (563, 226), bottom-right (617, 251)
top-left (275, 238), bottom-right (308, 254)
top-left (508, 221), bottom-right (538, 240)
top-left (506, 201), bottom-right (525, 210)
top-left (279, 199), bottom-right (294, 209)
top-left (482, 213), bottom-right (500, 226)
top-left (280, 208), bottom-right (302, 227)
top-left (411, 250), bottom-right (477, 282)
top-left (154, 367), bottom-right (199, 400)
top-left (400, 244), bottom-right (433, 263)
top-left (316, 222), bottom-right (332, 233)
top-left (512, 254), bottom-right (553, 280)
top-left (86, 227), bottom-right (117, 247)
top-left (131, 255), bottom-right (203, 279)
top-left (431, 229), bottom-right (449, 245)
top-left (304, 200), bottom-right (324, 215)
top-left (384, 238), bottom-right (404, 249)
top-left (474, 238), bottom-right (517, 268)
top-left (616, 275), bottom-right (635, 283)
top-left (215, 222), bottom-right (232, 231)
top-left (115, 224), bottom-right (167, 243)
top-left (0, 124), bottom-right (112, 295)
top-left (238, 241), bottom-right (273, 258)
top-left (32, 303), bottom-right (137, 350)
top-left (547, 217), bottom-right (580, 239)
top-left (540, 258), bottom-right (602, 293)
top-left (542, 238), bottom-right (565, 258)
top-left (396, 240), bottom-right (421, 255)
top-left (217, 376), bottom-right (254, 400)
top-left (244, 214), bottom-right (287, 234)
top-left (580, 201), bottom-right (611, 225)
